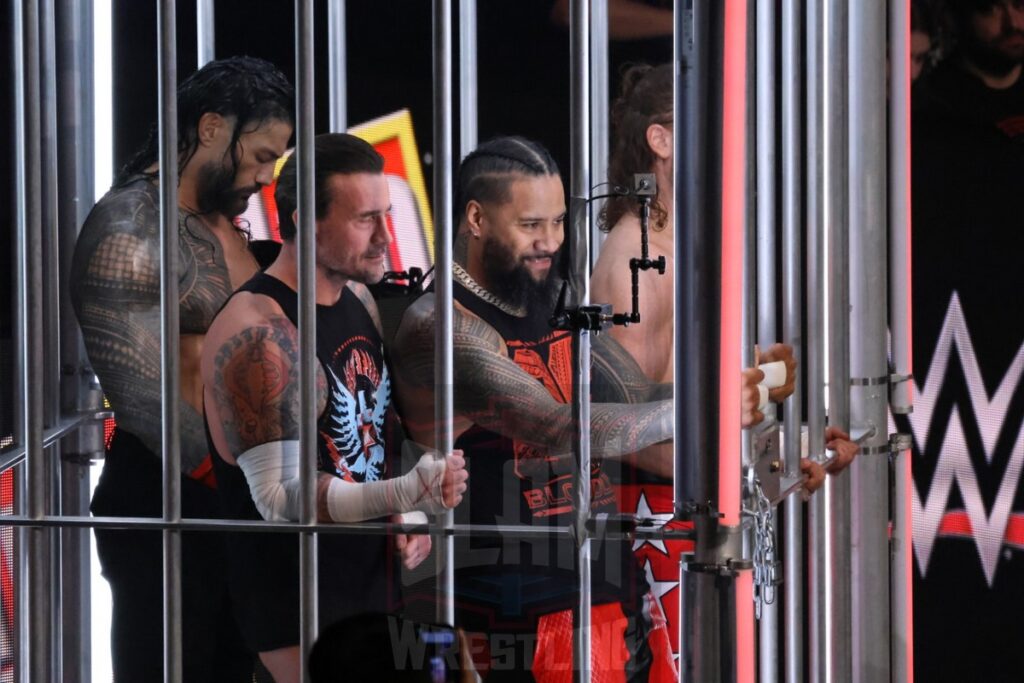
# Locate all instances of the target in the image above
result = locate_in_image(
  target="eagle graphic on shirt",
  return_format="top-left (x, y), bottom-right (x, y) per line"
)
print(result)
top-left (323, 347), bottom-right (391, 483)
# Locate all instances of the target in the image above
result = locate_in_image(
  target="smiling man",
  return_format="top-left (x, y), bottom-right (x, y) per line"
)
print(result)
top-left (70, 56), bottom-right (293, 683)
top-left (393, 136), bottom-right (678, 681)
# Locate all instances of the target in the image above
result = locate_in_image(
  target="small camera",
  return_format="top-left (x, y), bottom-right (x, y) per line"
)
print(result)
top-left (632, 173), bottom-right (657, 197)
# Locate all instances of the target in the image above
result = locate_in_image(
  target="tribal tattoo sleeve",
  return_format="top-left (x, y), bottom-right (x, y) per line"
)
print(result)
top-left (590, 333), bottom-right (673, 404)
top-left (69, 181), bottom-right (234, 471)
top-left (393, 298), bottom-right (674, 459)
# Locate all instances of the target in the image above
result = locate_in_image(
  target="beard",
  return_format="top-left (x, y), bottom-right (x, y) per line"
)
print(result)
top-left (195, 159), bottom-right (258, 218)
top-left (962, 28), bottom-right (1024, 78)
top-left (481, 236), bottom-right (562, 312)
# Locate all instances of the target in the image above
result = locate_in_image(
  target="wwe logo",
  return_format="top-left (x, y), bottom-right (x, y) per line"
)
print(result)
top-left (908, 293), bottom-right (1024, 585)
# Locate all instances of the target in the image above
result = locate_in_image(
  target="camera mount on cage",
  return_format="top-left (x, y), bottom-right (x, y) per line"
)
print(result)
top-left (549, 173), bottom-right (666, 334)
top-left (376, 266), bottom-right (432, 298)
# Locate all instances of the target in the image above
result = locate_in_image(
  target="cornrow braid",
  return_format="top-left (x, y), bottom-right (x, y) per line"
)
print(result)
top-left (456, 136), bottom-right (560, 233)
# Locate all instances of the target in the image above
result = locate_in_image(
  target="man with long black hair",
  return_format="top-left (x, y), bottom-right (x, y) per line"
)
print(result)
top-left (70, 56), bottom-right (293, 682)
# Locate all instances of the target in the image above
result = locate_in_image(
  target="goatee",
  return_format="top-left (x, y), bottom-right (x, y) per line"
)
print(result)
top-left (195, 160), bottom-right (255, 218)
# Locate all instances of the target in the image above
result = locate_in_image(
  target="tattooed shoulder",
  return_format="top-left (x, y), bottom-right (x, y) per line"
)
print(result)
top-left (211, 314), bottom-right (304, 453)
top-left (177, 214), bottom-right (237, 334)
top-left (71, 181), bottom-right (162, 312)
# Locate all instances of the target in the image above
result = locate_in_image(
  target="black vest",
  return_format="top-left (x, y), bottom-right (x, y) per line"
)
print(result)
top-left (206, 272), bottom-right (400, 643)
top-left (448, 280), bottom-right (647, 632)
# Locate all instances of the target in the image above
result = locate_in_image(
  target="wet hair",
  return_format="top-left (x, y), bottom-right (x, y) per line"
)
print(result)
top-left (456, 136), bottom-right (560, 232)
top-left (599, 62), bottom-right (674, 233)
top-left (274, 133), bottom-right (384, 242)
top-left (116, 56), bottom-right (294, 185)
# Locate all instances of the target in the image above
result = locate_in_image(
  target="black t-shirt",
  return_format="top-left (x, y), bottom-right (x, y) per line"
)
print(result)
top-left (909, 61), bottom-right (1024, 682)
top-left (207, 272), bottom-right (401, 652)
top-left (446, 280), bottom-right (648, 633)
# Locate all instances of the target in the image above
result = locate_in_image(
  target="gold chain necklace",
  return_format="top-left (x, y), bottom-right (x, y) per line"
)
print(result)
top-left (452, 262), bottom-right (527, 318)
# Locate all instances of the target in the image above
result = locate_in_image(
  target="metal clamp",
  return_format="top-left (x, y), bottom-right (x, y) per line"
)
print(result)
top-left (850, 375), bottom-right (889, 386)
top-left (889, 432), bottom-right (912, 455)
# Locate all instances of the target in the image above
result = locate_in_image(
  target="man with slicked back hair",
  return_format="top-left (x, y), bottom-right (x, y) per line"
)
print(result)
top-left (202, 132), bottom-right (468, 683)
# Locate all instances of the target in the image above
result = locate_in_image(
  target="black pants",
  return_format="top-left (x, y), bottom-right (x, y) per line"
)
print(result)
top-left (92, 430), bottom-right (253, 683)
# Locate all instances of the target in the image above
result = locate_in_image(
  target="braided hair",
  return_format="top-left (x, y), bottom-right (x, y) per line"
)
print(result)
top-left (456, 136), bottom-right (560, 235)
top-left (116, 55), bottom-right (294, 186)
top-left (599, 62), bottom-right (674, 233)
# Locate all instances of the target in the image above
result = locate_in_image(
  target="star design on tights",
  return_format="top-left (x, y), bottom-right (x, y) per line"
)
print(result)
top-left (632, 490), bottom-right (673, 555)
top-left (642, 557), bottom-right (677, 631)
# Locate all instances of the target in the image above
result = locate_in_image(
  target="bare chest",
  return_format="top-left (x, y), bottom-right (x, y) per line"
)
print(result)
top-left (178, 216), bottom-right (259, 334)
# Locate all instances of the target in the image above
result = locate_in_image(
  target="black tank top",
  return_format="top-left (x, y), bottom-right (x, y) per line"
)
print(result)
top-left (206, 272), bottom-right (400, 645)
top-left (449, 280), bottom-right (647, 631)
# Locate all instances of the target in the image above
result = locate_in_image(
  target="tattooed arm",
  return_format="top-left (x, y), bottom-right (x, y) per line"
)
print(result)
top-left (590, 333), bottom-right (673, 404)
top-left (70, 183), bottom-right (223, 471)
top-left (203, 301), bottom-right (465, 522)
top-left (392, 297), bottom-right (673, 459)
top-left (202, 307), bottom-right (338, 522)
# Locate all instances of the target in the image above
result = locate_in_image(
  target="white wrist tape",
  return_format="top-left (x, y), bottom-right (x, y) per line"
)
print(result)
top-left (757, 384), bottom-right (769, 411)
top-left (758, 360), bottom-right (787, 390)
top-left (236, 440), bottom-right (303, 522)
top-left (237, 441), bottom-right (451, 523)
top-left (325, 453), bottom-right (449, 522)
top-left (398, 511), bottom-right (429, 526)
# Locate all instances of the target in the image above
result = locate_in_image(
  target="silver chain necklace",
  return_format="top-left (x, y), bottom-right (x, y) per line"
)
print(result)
top-left (452, 262), bottom-right (527, 318)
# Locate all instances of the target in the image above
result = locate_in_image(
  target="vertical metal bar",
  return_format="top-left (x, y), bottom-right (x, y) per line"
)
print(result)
top-left (569, 1), bottom-right (592, 678)
top-left (39, 1), bottom-right (63, 679)
top-left (805, 0), bottom-right (829, 680)
top-left (673, 0), bottom-right (684, 670)
top-left (827, 193), bottom-right (854, 674)
top-left (590, 0), bottom-right (608, 263)
top-left (722, 2), bottom-right (749, 677)
top-left (21, 1), bottom-right (52, 681)
top-left (458, 0), bottom-right (476, 154)
top-left (780, 0), bottom-right (803, 680)
top-left (890, 453), bottom-right (912, 683)
top-left (804, 0), bottom-right (824, 480)
top-left (755, 0), bottom-right (776, 349)
top-left (848, 0), bottom-right (889, 679)
top-left (157, 1), bottom-right (182, 681)
top-left (432, 0), bottom-right (456, 629)
top-left (328, 0), bottom-right (347, 132)
top-left (823, 0), bottom-right (851, 679)
top-left (755, 2), bottom-right (780, 673)
top-left (755, 1), bottom-right (779, 676)
top-left (12, 3), bottom-right (29, 679)
top-left (57, 3), bottom-right (95, 680)
top-left (677, 0), bottom-right (726, 679)
top-left (40, 0), bottom-right (59, 430)
top-left (196, 0), bottom-right (214, 66)
top-left (742, 3), bottom-right (760, 681)
top-left (295, 1), bottom-right (319, 680)
top-left (888, 0), bottom-right (913, 680)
